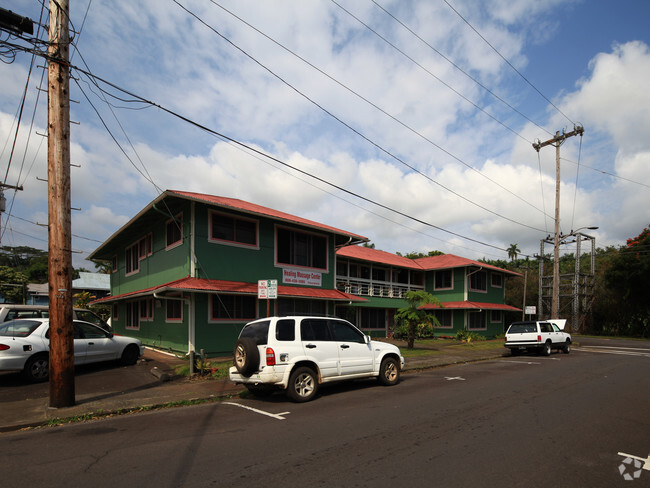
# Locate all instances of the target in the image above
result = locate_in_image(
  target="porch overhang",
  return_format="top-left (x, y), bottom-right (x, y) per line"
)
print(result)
top-left (90, 276), bottom-right (367, 305)
top-left (419, 301), bottom-right (522, 312)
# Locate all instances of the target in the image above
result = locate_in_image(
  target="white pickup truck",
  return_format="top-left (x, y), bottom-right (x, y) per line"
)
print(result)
top-left (504, 320), bottom-right (571, 356)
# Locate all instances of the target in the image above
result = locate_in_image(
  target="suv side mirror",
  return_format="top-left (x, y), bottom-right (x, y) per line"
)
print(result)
top-left (364, 335), bottom-right (371, 344)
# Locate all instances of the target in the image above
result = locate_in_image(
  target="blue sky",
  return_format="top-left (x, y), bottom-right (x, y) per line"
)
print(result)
top-left (1, 0), bottom-right (650, 269)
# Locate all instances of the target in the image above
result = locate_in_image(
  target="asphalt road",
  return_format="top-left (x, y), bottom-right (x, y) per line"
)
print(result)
top-left (1, 342), bottom-right (648, 488)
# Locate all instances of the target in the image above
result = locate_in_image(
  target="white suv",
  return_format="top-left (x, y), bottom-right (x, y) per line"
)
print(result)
top-left (228, 316), bottom-right (404, 402)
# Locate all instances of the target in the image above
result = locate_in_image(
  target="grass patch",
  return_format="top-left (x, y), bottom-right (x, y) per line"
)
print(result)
top-left (174, 359), bottom-right (232, 380)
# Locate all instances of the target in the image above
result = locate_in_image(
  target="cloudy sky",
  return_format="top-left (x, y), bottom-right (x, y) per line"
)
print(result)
top-left (1, 0), bottom-right (649, 269)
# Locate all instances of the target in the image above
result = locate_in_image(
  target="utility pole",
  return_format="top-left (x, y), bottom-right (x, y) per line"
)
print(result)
top-left (533, 125), bottom-right (584, 319)
top-left (48, 0), bottom-right (75, 408)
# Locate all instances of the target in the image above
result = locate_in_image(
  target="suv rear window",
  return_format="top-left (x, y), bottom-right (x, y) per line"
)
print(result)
top-left (508, 323), bottom-right (537, 333)
top-left (300, 318), bottom-right (333, 341)
top-left (240, 320), bottom-right (270, 345)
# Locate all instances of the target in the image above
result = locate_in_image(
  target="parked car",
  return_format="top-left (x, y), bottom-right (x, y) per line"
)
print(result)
top-left (0, 318), bottom-right (144, 382)
top-left (229, 316), bottom-right (404, 402)
top-left (504, 320), bottom-right (571, 356)
top-left (0, 305), bottom-right (112, 332)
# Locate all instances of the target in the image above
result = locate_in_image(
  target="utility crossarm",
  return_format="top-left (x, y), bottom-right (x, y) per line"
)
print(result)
top-left (533, 125), bottom-right (584, 151)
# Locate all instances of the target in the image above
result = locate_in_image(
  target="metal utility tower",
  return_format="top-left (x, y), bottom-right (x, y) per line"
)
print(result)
top-left (538, 231), bottom-right (596, 331)
top-left (532, 125), bottom-right (584, 319)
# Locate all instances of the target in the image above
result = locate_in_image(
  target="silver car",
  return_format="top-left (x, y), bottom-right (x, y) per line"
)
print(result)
top-left (0, 318), bottom-right (144, 382)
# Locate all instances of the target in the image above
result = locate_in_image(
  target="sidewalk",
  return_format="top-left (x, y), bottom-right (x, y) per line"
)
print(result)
top-left (0, 342), bottom-right (507, 433)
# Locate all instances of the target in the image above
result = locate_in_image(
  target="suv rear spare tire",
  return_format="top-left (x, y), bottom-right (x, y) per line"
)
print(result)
top-left (234, 337), bottom-right (259, 377)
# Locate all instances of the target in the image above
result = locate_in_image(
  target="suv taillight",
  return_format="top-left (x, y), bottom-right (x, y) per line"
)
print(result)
top-left (0, 344), bottom-right (9, 351)
top-left (266, 347), bottom-right (276, 366)
top-left (537, 335), bottom-right (542, 343)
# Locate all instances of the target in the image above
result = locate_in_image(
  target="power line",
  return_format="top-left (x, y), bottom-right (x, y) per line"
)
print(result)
top-left (70, 63), bottom-right (518, 254)
top-left (178, 0), bottom-right (550, 233)
top-left (370, 0), bottom-right (554, 138)
top-left (443, 0), bottom-right (575, 126)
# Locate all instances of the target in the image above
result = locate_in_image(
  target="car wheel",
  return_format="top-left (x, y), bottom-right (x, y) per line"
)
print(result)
top-left (378, 357), bottom-right (400, 386)
top-left (120, 344), bottom-right (140, 365)
top-left (233, 338), bottom-right (259, 378)
top-left (542, 341), bottom-right (552, 356)
top-left (23, 354), bottom-right (49, 382)
top-left (562, 340), bottom-right (571, 354)
top-left (245, 384), bottom-right (275, 397)
top-left (286, 366), bottom-right (318, 402)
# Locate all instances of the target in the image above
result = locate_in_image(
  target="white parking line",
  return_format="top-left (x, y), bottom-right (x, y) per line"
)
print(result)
top-left (500, 360), bottom-right (541, 365)
top-left (223, 402), bottom-right (290, 420)
top-left (575, 347), bottom-right (650, 358)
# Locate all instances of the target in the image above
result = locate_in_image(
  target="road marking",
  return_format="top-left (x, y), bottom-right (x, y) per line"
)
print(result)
top-left (444, 376), bottom-right (465, 381)
top-left (618, 452), bottom-right (650, 471)
top-left (500, 360), bottom-right (540, 365)
top-left (223, 402), bottom-right (290, 420)
top-left (575, 347), bottom-right (650, 358)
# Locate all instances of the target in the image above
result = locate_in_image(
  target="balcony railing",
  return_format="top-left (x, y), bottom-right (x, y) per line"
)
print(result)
top-left (336, 278), bottom-right (423, 298)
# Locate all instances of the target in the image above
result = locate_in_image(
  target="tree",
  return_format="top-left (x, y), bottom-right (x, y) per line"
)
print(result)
top-left (603, 226), bottom-right (650, 337)
top-left (397, 250), bottom-right (444, 259)
top-left (395, 290), bottom-right (442, 349)
top-left (0, 266), bottom-right (28, 303)
top-left (507, 243), bottom-right (520, 261)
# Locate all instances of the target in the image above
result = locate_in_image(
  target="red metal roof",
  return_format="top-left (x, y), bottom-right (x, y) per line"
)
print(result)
top-left (415, 254), bottom-right (521, 276)
top-left (336, 246), bottom-right (422, 269)
top-left (91, 276), bottom-right (367, 304)
top-left (336, 246), bottom-right (520, 276)
top-left (420, 301), bottom-right (521, 311)
top-left (169, 191), bottom-right (367, 242)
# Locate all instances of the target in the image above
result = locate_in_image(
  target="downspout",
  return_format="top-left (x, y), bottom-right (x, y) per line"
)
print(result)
top-left (189, 202), bottom-right (196, 353)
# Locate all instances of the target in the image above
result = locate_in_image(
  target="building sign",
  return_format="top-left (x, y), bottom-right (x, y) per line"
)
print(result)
top-left (525, 306), bottom-right (536, 315)
top-left (258, 279), bottom-right (278, 299)
top-left (282, 268), bottom-right (322, 286)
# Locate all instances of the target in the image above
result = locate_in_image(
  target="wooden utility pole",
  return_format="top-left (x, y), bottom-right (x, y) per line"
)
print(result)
top-left (533, 125), bottom-right (584, 319)
top-left (48, 0), bottom-right (74, 408)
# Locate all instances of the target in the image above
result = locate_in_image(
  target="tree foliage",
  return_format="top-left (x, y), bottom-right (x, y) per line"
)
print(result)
top-left (0, 266), bottom-right (28, 303)
top-left (395, 290), bottom-right (441, 349)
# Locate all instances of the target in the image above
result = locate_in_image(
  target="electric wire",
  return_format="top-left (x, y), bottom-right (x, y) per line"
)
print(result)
top-left (178, 0), bottom-right (550, 233)
top-left (206, 0), bottom-right (552, 225)
top-left (443, 0), bottom-right (575, 126)
top-left (370, 0), bottom-right (554, 138)
top-left (71, 64), bottom-right (516, 254)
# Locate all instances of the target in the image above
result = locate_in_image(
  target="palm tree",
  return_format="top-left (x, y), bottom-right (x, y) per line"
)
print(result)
top-left (507, 243), bottom-right (521, 262)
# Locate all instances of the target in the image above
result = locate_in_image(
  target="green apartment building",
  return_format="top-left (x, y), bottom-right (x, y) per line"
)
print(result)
top-left (89, 190), bottom-right (519, 355)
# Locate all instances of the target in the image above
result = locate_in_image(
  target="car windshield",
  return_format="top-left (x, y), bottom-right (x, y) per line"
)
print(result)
top-left (0, 319), bottom-right (42, 337)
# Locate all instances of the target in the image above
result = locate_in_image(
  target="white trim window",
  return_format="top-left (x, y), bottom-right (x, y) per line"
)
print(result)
top-left (490, 310), bottom-right (502, 323)
top-left (209, 211), bottom-right (258, 248)
top-left (469, 271), bottom-right (487, 292)
top-left (491, 273), bottom-right (503, 288)
top-left (276, 226), bottom-right (328, 270)
top-left (433, 310), bottom-right (453, 329)
top-left (125, 242), bottom-right (140, 276)
top-left (166, 213), bottom-right (183, 250)
top-left (166, 295), bottom-right (183, 323)
top-left (434, 269), bottom-right (453, 290)
top-left (468, 311), bottom-right (487, 330)
top-left (210, 294), bottom-right (257, 321)
top-left (125, 301), bottom-right (140, 330)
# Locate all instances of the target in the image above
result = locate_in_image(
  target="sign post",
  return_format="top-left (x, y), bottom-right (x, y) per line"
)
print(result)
top-left (258, 280), bottom-right (277, 317)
